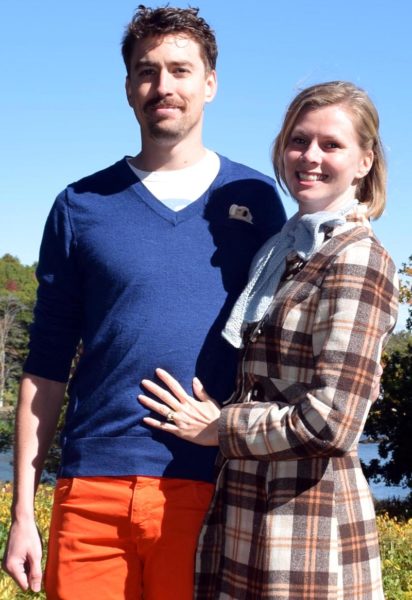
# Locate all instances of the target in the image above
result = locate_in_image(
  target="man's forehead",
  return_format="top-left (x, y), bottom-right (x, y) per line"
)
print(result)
top-left (134, 34), bottom-right (201, 57)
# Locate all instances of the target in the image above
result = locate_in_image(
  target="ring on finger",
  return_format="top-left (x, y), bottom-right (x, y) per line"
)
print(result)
top-left (166, 411), bottom-right (176, 424)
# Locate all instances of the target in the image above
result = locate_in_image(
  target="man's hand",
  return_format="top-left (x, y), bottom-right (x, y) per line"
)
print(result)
top-left (2, 517), bottom-right (43, 592)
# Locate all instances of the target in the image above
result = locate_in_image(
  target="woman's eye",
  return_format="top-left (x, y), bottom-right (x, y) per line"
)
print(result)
top-left (291, 137), bottom-right (306, 145)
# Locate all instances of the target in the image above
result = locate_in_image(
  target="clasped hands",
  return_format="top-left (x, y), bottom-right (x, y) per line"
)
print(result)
top-left (139, 368), bottom-right (221, 446)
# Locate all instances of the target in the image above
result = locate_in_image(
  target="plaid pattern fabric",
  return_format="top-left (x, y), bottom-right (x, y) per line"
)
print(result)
top-left (195, 216), bottom-right (398, 599)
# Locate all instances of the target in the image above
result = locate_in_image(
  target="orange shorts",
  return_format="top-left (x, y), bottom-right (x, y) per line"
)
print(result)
top-left (44, 475), bottom-right (214, 600)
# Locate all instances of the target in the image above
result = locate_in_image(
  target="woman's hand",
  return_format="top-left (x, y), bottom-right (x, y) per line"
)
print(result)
top-left (138, 368), bottom-right (221, 446)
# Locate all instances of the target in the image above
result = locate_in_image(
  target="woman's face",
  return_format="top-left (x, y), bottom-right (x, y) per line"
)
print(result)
top-left (283, 105), bottom-right (373, 214)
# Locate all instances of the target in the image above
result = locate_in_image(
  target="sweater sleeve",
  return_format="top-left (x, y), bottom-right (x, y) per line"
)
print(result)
top-left (24, 190), bottom-right (82, 382)
top-left (218, 239), bottom-right (399, 460)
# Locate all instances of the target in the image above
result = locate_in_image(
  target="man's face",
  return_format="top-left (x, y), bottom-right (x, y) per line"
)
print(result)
top-left (126, 34), bottom-right (217, 145)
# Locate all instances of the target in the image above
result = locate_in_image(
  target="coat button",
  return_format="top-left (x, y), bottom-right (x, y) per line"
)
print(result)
top-left (251, 382), bottom-right (264, 400)
top-left (250, 328), bottom-right (262, 342)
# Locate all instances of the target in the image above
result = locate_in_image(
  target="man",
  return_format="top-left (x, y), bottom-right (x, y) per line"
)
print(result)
top-left (3, 6), bottom-right (285, 599)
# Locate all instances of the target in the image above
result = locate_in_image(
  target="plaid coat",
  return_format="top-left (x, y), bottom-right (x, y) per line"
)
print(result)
top-left (195, 215), bottom-right (398, 600)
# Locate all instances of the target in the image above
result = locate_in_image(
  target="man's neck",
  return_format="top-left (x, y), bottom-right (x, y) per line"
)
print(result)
top-left (130, 138), bottom-right (207, 172)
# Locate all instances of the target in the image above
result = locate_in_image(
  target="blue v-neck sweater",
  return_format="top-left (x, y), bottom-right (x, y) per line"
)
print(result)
top-left (24, 155), bottom-right (285, 482)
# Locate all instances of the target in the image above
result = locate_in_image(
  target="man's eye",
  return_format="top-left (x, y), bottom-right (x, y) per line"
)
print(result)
top-left (138, 68), bottom-right (155, 77)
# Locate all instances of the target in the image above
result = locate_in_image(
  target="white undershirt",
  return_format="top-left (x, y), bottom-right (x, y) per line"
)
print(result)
top-left (127, 150), bottom-right (220, 211)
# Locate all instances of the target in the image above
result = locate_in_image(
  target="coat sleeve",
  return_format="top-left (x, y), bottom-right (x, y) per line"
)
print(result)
top-left (23, 190), bottom-right (82, 382)
top-left (218, 238), bottom-right (399, 460)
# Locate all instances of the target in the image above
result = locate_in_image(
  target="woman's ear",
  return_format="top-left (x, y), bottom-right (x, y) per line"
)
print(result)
top-left (357, 149), bottom-right (374, 179)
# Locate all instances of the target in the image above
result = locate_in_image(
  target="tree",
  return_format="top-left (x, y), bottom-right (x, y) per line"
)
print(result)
top-left (0, 254), bottom-right (37, 309)
top-left (363, 339), bottom-right (412, 489)
top-left (0, 295), bottom-right (25, 407)
top-left (399, 255), bottom-right (412, 330)
top-left (0, 255), bottom-right (37, 406)
top-left (363, 257), bottom-right (412, 490)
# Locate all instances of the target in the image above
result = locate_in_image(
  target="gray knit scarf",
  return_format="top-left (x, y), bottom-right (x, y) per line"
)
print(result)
top-left (222, 200), bottom-right (358, 348)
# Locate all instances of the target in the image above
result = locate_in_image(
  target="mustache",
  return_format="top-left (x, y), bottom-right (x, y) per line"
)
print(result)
top-left (144, 96), bottom-right (184, 111)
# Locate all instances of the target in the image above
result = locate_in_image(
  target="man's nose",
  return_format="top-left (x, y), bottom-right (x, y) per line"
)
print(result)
top-left (155, 69), bottom-right (174, 95)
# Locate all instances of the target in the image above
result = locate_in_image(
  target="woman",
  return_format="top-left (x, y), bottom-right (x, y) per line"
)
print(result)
top-left (139, 81), bottom-right (398, 599)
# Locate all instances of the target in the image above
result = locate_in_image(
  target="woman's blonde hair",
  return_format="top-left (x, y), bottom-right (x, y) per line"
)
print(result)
top-left (272, 81), bottom-right (386, 219)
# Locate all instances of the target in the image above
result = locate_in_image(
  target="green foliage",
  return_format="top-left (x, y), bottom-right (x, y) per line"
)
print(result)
top-left (385, 331), bottom-right (412, 356)
top-left (0, 255), bottom-right (37, 407)
top-left (375, 493), bottom-right (412, 521)
top-left (0, 416), bottom-right (14, 452)
top-left (377, 513), bottom-right (412, 599)
top-left (399, 255), bottom-right (412, 332)
top-left (364, 341), bottom-right (412, 490)
top-left (0, 483), bottom-right (52, 599)
top-left (0, 255), bottom-right (37, 325)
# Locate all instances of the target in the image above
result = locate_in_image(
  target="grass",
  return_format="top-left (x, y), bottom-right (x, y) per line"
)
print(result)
top-left (0, 483), bottom-right (52, 599)
top-left (377, 512), bottom-right (412, 599)
top-left (0, 483), bottom-right (411, 598)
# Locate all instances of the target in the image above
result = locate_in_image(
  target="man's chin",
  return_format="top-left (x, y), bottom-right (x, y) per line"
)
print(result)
top-left (148, 125), bottom-right (185, 142)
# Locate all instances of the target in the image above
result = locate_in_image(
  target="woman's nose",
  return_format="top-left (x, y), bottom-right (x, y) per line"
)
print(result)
top-left (301, 142), bottom-right (321, 163)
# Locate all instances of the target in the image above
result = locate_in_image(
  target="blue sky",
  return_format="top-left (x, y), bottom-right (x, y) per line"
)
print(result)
top-left (0, 0), bottom-right (410, 327)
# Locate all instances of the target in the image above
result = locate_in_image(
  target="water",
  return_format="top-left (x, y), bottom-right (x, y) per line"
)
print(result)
top-left (0, 446), bottom-right (409, 499)
top-left (0, 449), bottom-right (13, 481)
top-left (358, 442), bottom-right (409, 500)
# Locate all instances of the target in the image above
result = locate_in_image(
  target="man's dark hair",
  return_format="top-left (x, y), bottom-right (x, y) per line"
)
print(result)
top-left (122, 5), bottom-right (218, 75)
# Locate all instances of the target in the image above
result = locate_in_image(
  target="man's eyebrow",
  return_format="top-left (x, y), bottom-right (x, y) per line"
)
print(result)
top-left (132, 58), bottom-right (157, 69)
top-left (133, 58), bottom-right (194, 69)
